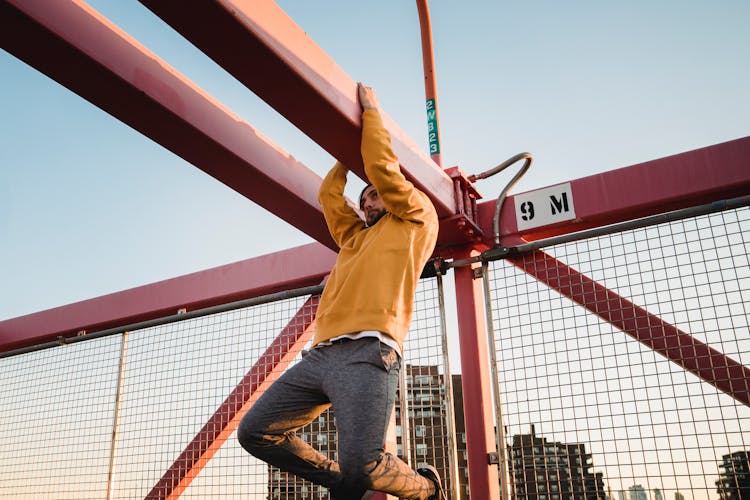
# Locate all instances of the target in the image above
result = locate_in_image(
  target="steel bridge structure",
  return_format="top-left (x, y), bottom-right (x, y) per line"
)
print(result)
top-left (1, 2), bottom-right (749, 499)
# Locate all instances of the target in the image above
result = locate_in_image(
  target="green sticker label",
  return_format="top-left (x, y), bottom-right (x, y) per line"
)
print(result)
top-left (426, 98), bottom-right (440, 155)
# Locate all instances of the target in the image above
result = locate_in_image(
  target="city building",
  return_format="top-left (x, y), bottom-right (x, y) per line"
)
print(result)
top-left (395, 365), bottom-right (464, 499)
top-left (452, 374), bottom-right (469, 500)
top-left (629, 485), bottom-right (647, 500)
top-left (716, 450), bottom-right (750, 500)
top-left (268, 411), bottom-right (337, 499)
top-left (508, 425), bottom-right (607, 500)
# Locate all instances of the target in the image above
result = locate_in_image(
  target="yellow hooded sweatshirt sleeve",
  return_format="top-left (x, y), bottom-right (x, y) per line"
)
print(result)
top-left (314, 109), bottom-right (439, 351)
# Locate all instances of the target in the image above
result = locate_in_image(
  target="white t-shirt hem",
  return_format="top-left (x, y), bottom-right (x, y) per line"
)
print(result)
top-left (316, 330), bottom-right (402, 358)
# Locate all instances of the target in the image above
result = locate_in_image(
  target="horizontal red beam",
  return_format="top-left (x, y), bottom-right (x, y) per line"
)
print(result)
top-left (138, 0), bottom-right (456, 218)
top-left (477, 136), bottom-right (750, 247)
top-left (0, 0), bottom-right (337, 249)
top-left (147, 296), bottom-right (319, 499)
top-left (0, 243), bottom-right (335, 354)
top-left (512, 250), bottom-right (750, 407)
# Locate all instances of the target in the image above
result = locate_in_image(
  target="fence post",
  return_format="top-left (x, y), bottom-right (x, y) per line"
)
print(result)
top-left (453, 259), bottom-right (500, 498)
top-left (106, 331), bottom-right (128, 500)
top-left (436, 271), bottom-right (461, 500)
top-left (482, 263), bottom-right (512, 500)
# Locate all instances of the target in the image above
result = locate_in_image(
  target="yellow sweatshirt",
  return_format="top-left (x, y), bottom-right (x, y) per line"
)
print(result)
top-left (313, 109), bottom-right (439, 350)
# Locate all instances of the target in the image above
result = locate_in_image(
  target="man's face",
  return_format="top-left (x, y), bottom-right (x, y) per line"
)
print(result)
top-left (361, 185), bottom-right (386, 226)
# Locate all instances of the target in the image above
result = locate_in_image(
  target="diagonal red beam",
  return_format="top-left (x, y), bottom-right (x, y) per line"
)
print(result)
top-left (0, 243), bottom-right (335, 354)
top-left (0, 0), bottom-right (336, 249)
top-left (147, 295), bottom-right (319, 499)
top-left (477, 136), bottom-right (750, 248)
top-left (511, 249), bottom-right (750, 407)
top-left (138, 0), bottom-right (455, 218)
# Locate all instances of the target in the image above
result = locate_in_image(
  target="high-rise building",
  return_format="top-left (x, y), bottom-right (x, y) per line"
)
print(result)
top-left (674, 491), bottom-right (685, 500)
top-left (629, 484), bottom-right (647, 500)
top-left (508, 425), bottom-right (607, 500)
top-left (654, 487), bottom-right (664, 500)
top-left (396, 365), bottom-right (462, 499)
top-left (452, 374), bottom-right (469, 500)
top-left (716, 450), bottom-right (750, 500)
top-left (267, 411), bottom-right (337, 499)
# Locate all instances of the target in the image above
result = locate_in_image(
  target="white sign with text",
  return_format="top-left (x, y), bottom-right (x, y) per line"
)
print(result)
top-left (513, 182), bottom-right (576, 231)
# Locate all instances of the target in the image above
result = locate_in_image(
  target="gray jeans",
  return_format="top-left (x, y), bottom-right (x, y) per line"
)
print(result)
top-left (237, 337), bottom-right (435, 499)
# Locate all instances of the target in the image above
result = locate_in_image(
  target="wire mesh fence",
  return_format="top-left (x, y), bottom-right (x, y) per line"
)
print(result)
top-left (0, 277), bottom-right (453, 499)
top-left (0, 294), bottom-right (317, 499)
top-left (401, 275), bottom-right (461, 499)
top-left (486, 206), bottom-right (750, 500)
top-left (3, 205), bottom-right (748, 499)
top-left (0, 335), bottom-right (122, 499)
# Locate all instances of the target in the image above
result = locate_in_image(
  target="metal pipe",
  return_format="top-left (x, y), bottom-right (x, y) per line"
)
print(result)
top-left (398, 359), bottom-right (412, 467)
top-left (106, 331), bottom-right (128, 500)
top-left (435, 270), bottom-right (461, 500)
top-left (481, 263), bottom-right (511, 500)
top-left (468, 152), bottom-right (534, 246)
top-left (0, 284), bottom-right (325, 359)
top-left (416, 0), bottom-right (443, 166)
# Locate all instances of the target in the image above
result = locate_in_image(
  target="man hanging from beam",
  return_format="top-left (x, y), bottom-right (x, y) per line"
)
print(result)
top-left (239, 83), bottom-right (445, 500)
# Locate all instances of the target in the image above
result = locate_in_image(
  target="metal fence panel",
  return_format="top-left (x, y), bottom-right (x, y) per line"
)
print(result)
top-left (0, 336), bottom-right (122, 499)
top-left (486, 207), bottom-right (750, 500)
top-left (0, 277), bottom-right (455, 499)
top-left (112, 297), bottom-right (315, 498)
top-left (0, 295), bottom-right (314, 498)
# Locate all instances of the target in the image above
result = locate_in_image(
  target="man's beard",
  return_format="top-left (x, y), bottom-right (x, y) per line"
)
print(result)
top-left (366, 208), bottom-right (387, 226)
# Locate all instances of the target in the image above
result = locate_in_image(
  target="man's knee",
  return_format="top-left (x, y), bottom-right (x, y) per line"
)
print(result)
top-left (237, 413), bottom-right (271, 456)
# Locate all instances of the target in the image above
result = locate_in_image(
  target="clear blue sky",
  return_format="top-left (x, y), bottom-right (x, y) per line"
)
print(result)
top-left (2, 0), bottom-right (749, 320)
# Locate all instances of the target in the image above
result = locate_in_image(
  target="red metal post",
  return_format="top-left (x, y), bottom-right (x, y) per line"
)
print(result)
top-left (147, 295), bottom-right (319, 499)
top-left (416, 0), bottom-right (443, 166)
top-left (512, 250), bottom-right (750, 407)
top-left (453, 256), bottom-right (501, 499)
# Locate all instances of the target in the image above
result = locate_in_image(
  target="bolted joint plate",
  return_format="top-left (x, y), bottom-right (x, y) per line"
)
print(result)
top-left (435, 166), bottom-right (484, 248)
top-left (445, 166), bottom-right (483, 219)
top-left (436, 214), bottom-right (484, 248)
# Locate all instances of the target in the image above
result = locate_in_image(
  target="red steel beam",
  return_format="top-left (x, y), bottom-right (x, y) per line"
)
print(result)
top-left (512, 250), bottom-right (750, 407)
top-left (477, 136), bottom-right (750, 248)
top-left (137, 0), bottom-right (456, 218)
top-left (0, 243), bottom-right (335, 354)
top-left (0, 0), bottom-right (337, 249)
top-left (147, 295), bottom-right (319, 499)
